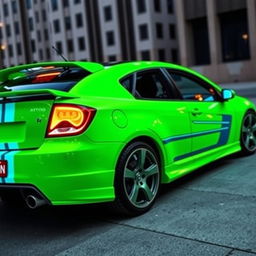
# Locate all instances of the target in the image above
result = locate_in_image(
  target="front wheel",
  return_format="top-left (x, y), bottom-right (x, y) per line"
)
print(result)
top-left (240, 110), bottom-right (256, 155)
top-left (114, 142), bottom-right (161, 216)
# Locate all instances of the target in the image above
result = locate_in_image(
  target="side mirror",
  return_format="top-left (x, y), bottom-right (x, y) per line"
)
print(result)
top-left (222, 89), bottom-right (234, 101)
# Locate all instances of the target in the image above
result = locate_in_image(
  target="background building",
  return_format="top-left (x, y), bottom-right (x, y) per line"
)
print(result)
top-left (175, 0), bottom-right (256, 83)
top-left (0, 0), bottom-right (178, 67)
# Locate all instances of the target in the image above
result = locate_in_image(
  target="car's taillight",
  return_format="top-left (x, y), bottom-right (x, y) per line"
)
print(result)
top-left (46, 104), bottom-right (96, 137)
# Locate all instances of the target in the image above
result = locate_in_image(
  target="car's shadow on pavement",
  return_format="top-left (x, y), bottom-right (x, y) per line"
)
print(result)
top-left (0, 152), bottom-right (250, 230)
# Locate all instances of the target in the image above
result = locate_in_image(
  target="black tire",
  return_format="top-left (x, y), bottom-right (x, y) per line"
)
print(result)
top-left (114, 141), bottom-right (161, 216)
top-left (240, 110), bottom-right (256, 155)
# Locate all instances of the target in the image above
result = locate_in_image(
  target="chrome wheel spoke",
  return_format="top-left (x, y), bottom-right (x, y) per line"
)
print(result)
top-left (130, 184), bottom-right (139, 203)
top-left (242, 125), bottom-right (248, 133)
top-left (138, 149), bottom-right (147, 169)
top-left (124, 168), bottom-right (135, 179)
top-left (143, 164), bottom-right (158, 179)
top-left (141, 183), bottom-right (154, 201)
top-left (248, 114), bottom-right (253, 127)
top-left (245, 135), bottom-right (250, 148)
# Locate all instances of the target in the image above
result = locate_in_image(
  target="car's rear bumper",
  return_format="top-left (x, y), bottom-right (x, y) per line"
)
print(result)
top-left (0, 138), bottom-right (124, 205)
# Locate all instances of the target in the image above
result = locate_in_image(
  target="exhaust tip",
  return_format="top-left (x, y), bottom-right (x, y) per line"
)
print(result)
top-left (25, 195), bottom-right (46, 209)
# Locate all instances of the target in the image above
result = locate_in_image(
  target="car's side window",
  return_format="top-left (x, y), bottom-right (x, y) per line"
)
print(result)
top-left (135, 70), bottom-right (171, 99)
top-left (120, 75), bottom-right (134, 94)
top-left (167, 70), bottom-right (217, 102)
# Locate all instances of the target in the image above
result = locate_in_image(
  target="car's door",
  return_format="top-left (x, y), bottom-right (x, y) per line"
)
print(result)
top-left (120, 69), bottom-right (192, 165)
top-left (166, 69), bottom-right (234, 160)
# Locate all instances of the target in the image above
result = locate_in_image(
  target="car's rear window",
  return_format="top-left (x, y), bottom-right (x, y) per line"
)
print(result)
top-left (0, 66), bottom-right (91, 92)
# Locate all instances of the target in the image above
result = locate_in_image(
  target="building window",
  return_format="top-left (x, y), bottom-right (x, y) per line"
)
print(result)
top-left (35, 11), bottom-right (39, 23)
top-left (76, 13), bottom-right (83, 28)
top-left (108, 55), bottom-right (116, 61)
top-left (137, 0), bottom-right (146, 14)
top-left (28, 17), bottom-right (34, 31)
top-left (6, 24), bottom-right (11, 37)
top-left (169, 24), bottom-right (176, 39)
top-left (51, 0), bottom-right (58, 11)
top-left (78, 37), bottom-right (86, 51)
top-left (141, 50), bottom-right (151, 60)
top-left (3, 3), bottom-right (9, 17)
top-left (158, 49), bottom-right (165, 61)
top-left (156, 23), bottom-right (163, 39)
top-left (26, 0), bottom-right (32, 9)
top-left (139, 24), bottom-right (148, 40)
top-left (171, 48), bottom-right (178, 63)
top-left (11, 1), bottom-right (17, 14)
top-left (106, 31), bottom-right (115, 46)
top-left (44, 29), bottom-right (49, 40)
top-left (65, 16), bottom-right (72, 30)
top-left (167, 0), bottom-right (173, 14)
top-left (37, 30), bottom-right (41, 42)
top-left (63, 0), bottom-right (69, 7)
top-left (53, 19), bottom-right (60, 33)
top-left (191, 17), bottom-right (210, 65)
top-left (39, 49), bottom-right (43, 59)
top-left (74, 0), bottom-right (81, 3)
top-left (31, 40), bottom-right (36, 53)
top-left (104, 6), bottom-right (112, 21)
top-left (220, 10), bottom-right (250, 62)
top-left (42, 9), bottom-right (47, 21)
top-left (17, 43), bottom-right (22, 56)
top-left (56, 41), bottom-right (63, 54)
top-left (154, 0), bottom-right (161, 12)
top-left (8, 45), bottom-right (13, 57)
top-left (67, 39), bottom-right (74, 52)
top-left (46, 47), bottom-right (51, 59)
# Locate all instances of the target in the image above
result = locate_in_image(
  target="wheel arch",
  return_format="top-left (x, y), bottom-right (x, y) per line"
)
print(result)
top-left (115, 135), bottom-right (167, 182)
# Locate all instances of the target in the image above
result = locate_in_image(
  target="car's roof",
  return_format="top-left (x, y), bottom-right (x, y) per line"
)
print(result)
top-left (0, 61), bottom-right (221, 98)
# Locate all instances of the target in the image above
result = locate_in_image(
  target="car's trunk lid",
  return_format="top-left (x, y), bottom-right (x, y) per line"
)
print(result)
top-left (0, 63), bottom-right (95, 150)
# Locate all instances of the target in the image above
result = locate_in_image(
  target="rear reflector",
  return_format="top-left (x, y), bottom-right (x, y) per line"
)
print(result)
top-left (46, 104), bottom-right (96, 137)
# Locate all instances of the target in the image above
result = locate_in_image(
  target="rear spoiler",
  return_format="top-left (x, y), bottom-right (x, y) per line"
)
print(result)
top-left (0, 61), bottom-right (103, 83)
top-left (0, 89), bottom-right (78, 99)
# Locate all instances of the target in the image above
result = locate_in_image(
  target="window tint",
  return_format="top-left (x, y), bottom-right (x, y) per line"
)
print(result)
top-left (120, 75), bottom-right (134, 94)
top-left (167, 71), bottom-right (216, 102)
top-left (135, 70), bottom-right (171, 99)
top-left (0, 67), bottom-right (91, 92)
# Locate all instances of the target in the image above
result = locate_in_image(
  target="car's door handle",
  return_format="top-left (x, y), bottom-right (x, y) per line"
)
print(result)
top-left (191, 109), bottom-right (202, 116)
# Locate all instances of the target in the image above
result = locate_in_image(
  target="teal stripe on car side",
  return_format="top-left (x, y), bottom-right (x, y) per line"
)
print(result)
top-left (5, 103), bottom-right (18, 150)
top-left (0, 104), bottom-right (4, 150)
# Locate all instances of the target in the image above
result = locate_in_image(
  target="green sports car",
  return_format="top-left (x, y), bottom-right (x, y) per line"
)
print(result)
top-left (0, 61), bottom-right (255, 215)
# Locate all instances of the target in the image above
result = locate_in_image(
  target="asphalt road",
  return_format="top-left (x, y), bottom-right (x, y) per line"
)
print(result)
top-left (1, 82), bottom-right (256, 256)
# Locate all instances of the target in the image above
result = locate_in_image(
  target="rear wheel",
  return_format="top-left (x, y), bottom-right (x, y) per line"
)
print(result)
top-left (240, 110), bottom-right (256, 155)
top-left (114, 142), bottom-right (160, 216)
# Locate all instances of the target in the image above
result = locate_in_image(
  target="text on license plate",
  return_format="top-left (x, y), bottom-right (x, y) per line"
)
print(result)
top-left (0, 160), bottom-right (7, 178)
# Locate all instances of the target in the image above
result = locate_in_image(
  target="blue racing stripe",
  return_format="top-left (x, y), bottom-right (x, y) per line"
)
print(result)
top-left (162, 115), bottom-right (232, 161)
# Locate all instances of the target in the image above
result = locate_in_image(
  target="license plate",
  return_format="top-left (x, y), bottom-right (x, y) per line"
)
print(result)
top-left (0, 160), bottom-right (7, 178)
